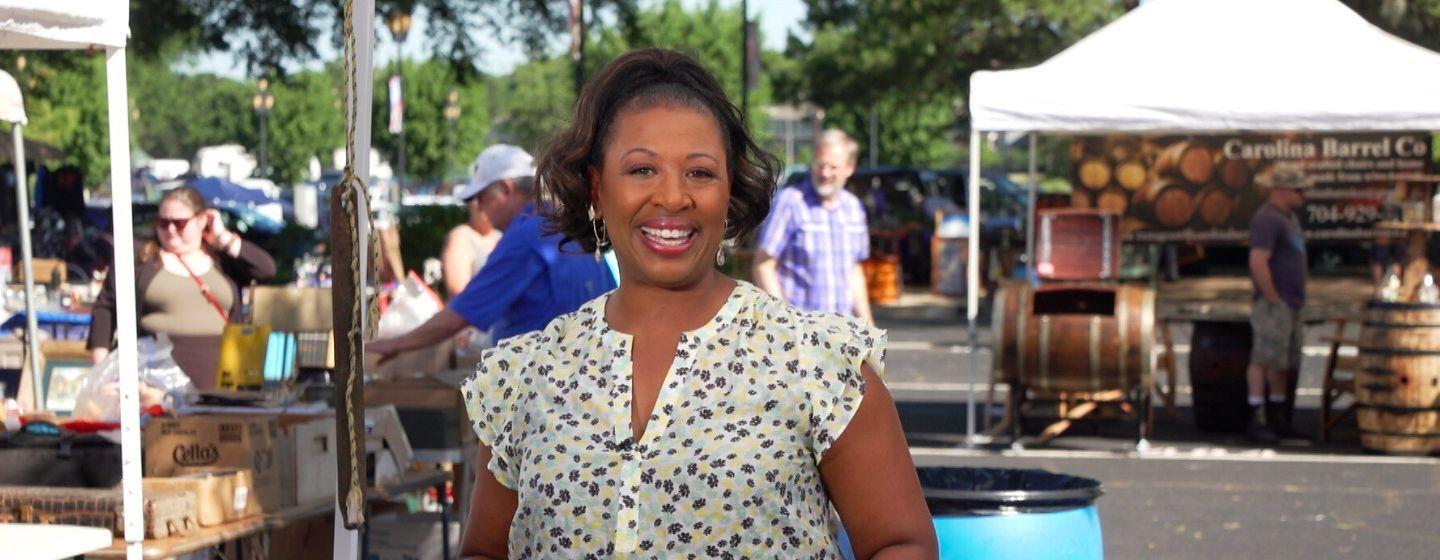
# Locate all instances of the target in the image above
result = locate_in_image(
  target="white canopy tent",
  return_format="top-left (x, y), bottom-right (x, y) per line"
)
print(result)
top-left (963, 0), bottom-right (1440, 444)
top-left (0, 1), bottom-right (380, 556)
top-left (0, 2), bottom-right (142, 556)
top-left (0, 69), bottom-right (40, 417)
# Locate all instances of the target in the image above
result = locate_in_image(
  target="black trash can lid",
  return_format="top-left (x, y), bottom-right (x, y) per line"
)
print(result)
top-left (917, 467), bottom-right (1103, 514)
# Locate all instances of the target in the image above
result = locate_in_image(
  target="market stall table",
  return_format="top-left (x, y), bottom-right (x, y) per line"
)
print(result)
top-left (1, 522), bottom-right (113, 560)
top-left (0, 310), bottom-right (90, 339)
top-left (87, 468), bottom-right (452, 559)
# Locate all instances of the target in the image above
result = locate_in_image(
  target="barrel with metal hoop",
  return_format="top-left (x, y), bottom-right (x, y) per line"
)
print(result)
top-left (1355, 301), bottom-right (1440, 454)
top-left (991, 283), bottom-right (1155, 392)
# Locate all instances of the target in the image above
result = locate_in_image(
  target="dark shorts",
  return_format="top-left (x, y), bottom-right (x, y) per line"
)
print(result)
top-left (1250, 298), bottom-right (1302, 371)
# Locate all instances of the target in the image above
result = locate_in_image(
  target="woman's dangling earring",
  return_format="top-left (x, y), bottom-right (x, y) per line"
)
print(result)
top-left (716, 219), bottom-right (729, 267)
top-left (589, 205), bottom-right (607, 262)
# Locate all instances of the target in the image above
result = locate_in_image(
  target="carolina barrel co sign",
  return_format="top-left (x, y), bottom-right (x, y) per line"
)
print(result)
top-left (1068, 133), bottom-right (1432, 244)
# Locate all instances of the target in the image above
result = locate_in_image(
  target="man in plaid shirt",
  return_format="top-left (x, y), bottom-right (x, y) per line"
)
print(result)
top-left (753, 129), bottom-right (873, 323)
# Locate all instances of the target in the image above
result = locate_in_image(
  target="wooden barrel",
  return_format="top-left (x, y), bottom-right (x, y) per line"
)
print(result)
top-left (1096, 187), bottom-right (1129, 215)
top-left (1215, 156), bottom-right (1251, 190)
top-left (1194, 185), bottom-right (1234, 226)
top-left (1155, 141), bottom-right (1214, 185)
top-left (862, 255), bottom-right (902, 305)
top-left (1035, 209), bottom-right (1122, 281)
top-left (1113, 159), bottom-right (1148, 191)
top-left (1189, 318), bottom-right (1301, 433)
top-left (991, 282), bottom-right (1027, 383)
top-left (1189, 320), bottom-right (1254, 433)
top-left (1077, 158), bottom-right (1112, 191)
top-left (1140, 179), bottom-right (1194, 228)
top-left (1355, 302), bottom-right (1440, 454)
top-left (991, 283), bottom-right (1154, 392)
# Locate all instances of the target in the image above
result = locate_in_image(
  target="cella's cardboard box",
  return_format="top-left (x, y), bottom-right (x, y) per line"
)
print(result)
top-left (143, 415), bottom-right (285, 514)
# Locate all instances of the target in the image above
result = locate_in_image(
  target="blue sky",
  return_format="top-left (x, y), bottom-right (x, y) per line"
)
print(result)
top-left (179, 0), bottom-right (808, 79)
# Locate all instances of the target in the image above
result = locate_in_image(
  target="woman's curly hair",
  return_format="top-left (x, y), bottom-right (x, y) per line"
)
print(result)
top-left (537, 48), bottom-right (780, 253)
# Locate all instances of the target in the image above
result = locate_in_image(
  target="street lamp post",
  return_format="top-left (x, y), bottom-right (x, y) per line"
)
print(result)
top-left (251, 78), bottom-right (274, 179)
top-left (444, 89), bottom-right (461, 181)
top-left (386, 10), bottom-right (411, 207)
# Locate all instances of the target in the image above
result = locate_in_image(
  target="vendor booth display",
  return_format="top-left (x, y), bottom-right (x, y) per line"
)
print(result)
top-left (967, 0), bottom-right (1440, 448)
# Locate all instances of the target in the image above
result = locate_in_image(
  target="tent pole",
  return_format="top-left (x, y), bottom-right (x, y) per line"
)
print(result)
top-left (965, 129), bottom-right (981, 446)
top-left (104, 46), bottom-right (143, 560)
top-left (12, 123), bottom-right (41, 411)
top-left (1026, 132), bottom-right (1038, 279)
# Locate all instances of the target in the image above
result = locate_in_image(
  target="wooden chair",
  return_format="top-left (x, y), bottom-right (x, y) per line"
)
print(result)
top-left (1317, 317), bottom-right (1360, 443)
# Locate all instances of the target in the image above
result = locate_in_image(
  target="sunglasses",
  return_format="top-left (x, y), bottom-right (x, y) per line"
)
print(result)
top-left (157, 215), bottom-right (200, 230)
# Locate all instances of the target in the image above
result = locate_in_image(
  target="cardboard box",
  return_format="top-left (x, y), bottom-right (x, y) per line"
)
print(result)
top-left (366, 338), bottom-right (455, 379)
top-left (364, 377), bottom-right (468, 451)
top-left (277, 414), bottom-right (338, 506)
top-left (144, 415), bottom-right (285, 513)
top-left (144, 468), bottom-right (258, 526)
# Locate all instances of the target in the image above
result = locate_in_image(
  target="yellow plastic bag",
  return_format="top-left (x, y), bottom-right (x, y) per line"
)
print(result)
top-left (216, 324), bottom-right (271, 390)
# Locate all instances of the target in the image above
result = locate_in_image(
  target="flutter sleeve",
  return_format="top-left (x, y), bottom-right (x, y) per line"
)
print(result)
top-left (803, 314), bottom-right (887, 460)
top-left (460, 336), bottom-right (534, 489)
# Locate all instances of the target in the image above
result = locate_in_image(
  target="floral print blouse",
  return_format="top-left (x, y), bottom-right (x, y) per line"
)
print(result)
top-left (461, 281), bottom-right (886, 558)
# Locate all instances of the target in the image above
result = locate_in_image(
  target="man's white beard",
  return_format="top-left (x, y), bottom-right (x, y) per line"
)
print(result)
top-left (814, 181), bottom-right (840, 198)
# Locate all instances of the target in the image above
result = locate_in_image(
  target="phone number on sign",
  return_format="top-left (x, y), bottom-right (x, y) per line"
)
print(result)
top-left (1305, 204), bottom-right (1380, 225)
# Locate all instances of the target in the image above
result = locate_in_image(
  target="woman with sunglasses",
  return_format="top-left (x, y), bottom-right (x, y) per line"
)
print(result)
top-left (88, 186), bottom-right (276, 389)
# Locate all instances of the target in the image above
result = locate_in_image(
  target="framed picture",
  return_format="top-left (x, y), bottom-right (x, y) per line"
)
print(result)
top-left (43, 360), bottom-right (91, 416)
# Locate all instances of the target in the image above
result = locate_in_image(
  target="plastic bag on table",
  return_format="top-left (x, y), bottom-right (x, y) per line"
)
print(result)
top-left (377, 271), bottom-right (444, 339)
top-left (71, 334), bottom-right (197, 422)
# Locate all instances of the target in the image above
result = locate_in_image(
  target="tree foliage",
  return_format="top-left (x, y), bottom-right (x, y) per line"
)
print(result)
top-left (129, 0), bottom-right (643, 78)
top-left (778, 0), bottom-right (1129, 167)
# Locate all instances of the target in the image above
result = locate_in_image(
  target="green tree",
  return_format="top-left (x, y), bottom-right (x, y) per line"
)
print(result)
top-left (129, 0), bottom-right (645, 78)
top-left (129, 58), bottom-right (255, 160)
top-left (266, 69), bottom-right (345, 184)
top-left (779, 0), bottom-right (1129, 167)
top-left (487, 0), bottom-right (777, 154)
top-left (486, 56), bottom-right (574, 155)
top-left (372, 59), bottom-right (493, 183)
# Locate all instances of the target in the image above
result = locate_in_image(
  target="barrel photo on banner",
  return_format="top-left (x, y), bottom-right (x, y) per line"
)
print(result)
top-left (1068, 132), bottom-right (1431, 243)
top-left (1356, 301), bottom-right (1440, 454)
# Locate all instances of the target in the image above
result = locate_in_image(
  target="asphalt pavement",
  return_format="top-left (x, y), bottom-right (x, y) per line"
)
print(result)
top-left (874, 283), bottom-right (1440, 560)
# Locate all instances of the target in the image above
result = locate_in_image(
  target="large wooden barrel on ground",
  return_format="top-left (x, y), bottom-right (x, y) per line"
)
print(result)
top-left (1035, 209), bottom-right (1122, 281)
top-left (991, 283), bottom-right (1155, 393)
top-left (1188, 320), bottom-right (1301, 433)
top-left (1077, 158), bottom-right (1112, 191)
top-left (1140, 179), bottom-right (1195, 228)
top-left (1155, 141), bottom-right (1214, 185)
top-left (1355, 302), bottom-right (1440, 454)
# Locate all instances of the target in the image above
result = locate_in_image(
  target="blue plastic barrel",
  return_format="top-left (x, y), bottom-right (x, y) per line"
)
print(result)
top-left (838, 467), bottom-right (1104, 559)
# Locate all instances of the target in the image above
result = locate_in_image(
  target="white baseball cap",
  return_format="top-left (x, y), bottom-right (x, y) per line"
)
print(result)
top-left (454, 144), bottom-right (535, 201)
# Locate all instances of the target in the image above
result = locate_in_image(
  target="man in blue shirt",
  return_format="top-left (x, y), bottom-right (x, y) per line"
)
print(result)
top-left (368, 145), bottom-right (615, 361)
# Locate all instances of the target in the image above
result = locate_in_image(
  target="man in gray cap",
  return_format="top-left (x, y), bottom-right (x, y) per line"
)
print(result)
top-left (1246, 161), bottom-right (1312, 444)
top-left (368, 144), bottom-right (616, 359)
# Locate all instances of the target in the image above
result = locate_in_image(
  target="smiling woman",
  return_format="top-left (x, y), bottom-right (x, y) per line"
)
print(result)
top-left (458, 48), bottom-right (936, 559)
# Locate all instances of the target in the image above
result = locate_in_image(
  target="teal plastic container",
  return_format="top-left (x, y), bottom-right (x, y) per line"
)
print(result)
top-left (839, 467), bottom-right (1104, 559)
